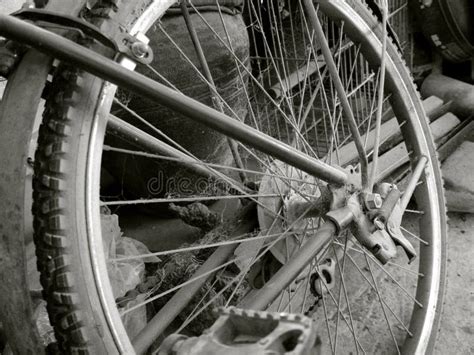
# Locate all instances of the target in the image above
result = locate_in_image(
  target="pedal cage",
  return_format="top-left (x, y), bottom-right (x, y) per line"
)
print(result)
top-left (158, 306), bottom-right (319, 355)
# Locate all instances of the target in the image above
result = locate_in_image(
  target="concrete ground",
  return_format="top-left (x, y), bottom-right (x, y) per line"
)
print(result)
top-left (435, 213), bottom-right (474, 355)
top-left (0, 1), bottom-right (19, 98)
top-left (0, 0), bottom-right (18, 14)
top-left (0, 1), bottom-right (473, 353)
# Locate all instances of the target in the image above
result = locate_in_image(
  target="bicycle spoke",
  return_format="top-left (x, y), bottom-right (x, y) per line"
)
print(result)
top-left (303, 0), bottom-right (369, 186)
top-left (332, 238), bottom-right (360, 354)
top-left (355, 245), bottom-right (423, 308)
top-left (368, 0), bottom-right (389, 191)
top-left (400, 226), bottom-right (429, 245)
top-left (102, 145), bottom-right (320, 186)
top-left (315, 264), bottom-right (367, 353)
top-left (363, 252), bottom-right (401, 354)
top-left (341, 246), bottom-right (414, 337)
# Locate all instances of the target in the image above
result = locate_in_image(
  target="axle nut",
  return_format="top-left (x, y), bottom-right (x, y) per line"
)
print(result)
top-left (365, 193), bottom-right (382, 210)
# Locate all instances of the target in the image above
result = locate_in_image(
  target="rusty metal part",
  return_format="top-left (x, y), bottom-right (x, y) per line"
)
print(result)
top-left (158, 306), bottom-right (319, 355)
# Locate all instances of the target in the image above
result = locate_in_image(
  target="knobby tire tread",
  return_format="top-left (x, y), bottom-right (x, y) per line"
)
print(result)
top-left (32, 1), bottom-right (122, 352)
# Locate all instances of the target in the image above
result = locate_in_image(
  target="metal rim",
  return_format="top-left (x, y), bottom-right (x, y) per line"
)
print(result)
top-left (80, 0), bottom-right (446, 353)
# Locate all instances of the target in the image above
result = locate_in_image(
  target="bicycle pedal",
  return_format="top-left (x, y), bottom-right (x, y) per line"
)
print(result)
top-left (157, 306), bottom-right (319, 355)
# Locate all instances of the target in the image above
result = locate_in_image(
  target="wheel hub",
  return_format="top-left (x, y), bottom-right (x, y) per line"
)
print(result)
top-left (256, 161), bottom-right (322, 264)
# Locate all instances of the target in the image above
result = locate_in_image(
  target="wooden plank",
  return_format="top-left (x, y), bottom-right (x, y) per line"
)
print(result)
top-left (335, 96), bottom-right (444, 166)
top-left (438, 119), bottom-right (474, 162)
top-left (373, 112), bottom-right (461, 182)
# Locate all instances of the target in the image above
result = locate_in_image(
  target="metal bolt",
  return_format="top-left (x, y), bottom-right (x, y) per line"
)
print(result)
top-left (365, 193), bottom-right (382, 210)
top-left (131, 41), bottom-right (149, 59)
top-left (373, 216), bottom-right (385, 230)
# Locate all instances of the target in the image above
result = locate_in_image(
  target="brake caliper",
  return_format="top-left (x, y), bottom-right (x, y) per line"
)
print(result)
top-left (326, 183), bottom-right (416, 265)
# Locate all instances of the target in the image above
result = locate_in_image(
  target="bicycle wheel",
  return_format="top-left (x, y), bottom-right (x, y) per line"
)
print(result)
top-left (32, 0), bottom-right (447, 353)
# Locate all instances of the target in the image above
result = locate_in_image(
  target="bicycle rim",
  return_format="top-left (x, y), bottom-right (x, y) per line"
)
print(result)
top-left (33, 0), bottom-right (447, 353)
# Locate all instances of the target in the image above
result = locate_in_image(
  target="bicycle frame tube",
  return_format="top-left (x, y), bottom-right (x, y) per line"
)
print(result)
top-left (0, 14), bottom-right (348, 186)
top-left (240, 221), bottom-right (337, 310)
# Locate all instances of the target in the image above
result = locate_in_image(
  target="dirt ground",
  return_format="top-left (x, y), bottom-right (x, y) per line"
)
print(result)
top-left (1, 2), bottom-right (473, 354)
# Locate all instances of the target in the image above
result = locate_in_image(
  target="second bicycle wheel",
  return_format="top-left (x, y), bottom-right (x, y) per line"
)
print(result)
top-left (32, 0), bottom-right (447, 353)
